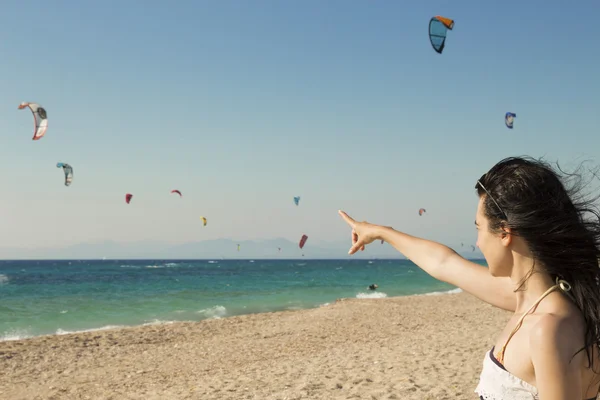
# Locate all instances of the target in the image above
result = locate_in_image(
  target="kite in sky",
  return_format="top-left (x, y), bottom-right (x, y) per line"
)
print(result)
top-left (19, 102), bottom-right (48, 140)
top-left (299, 234), bottom-right (308, 249)
top-left (429, 16), bottom-right (454, 54)
top-left (505, 112), bottom-right (516, 129)
top-left (56, 163), bottom-right (73, 186)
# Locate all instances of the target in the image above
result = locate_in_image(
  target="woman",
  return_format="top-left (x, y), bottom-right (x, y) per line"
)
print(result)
top-left (339, 156), bottom-right (600, 399)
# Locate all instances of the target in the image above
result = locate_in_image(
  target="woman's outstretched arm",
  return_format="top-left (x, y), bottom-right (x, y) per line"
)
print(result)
top-left (339, 210), bottom-right (516, 312)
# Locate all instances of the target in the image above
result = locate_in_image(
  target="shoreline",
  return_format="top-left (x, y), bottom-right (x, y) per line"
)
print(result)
top-left (0, 257), bottom-right (486, 261)
top-left (0, 290), bottom-right (510, 399)
top-left (1, 288), bottom-right (463, 343)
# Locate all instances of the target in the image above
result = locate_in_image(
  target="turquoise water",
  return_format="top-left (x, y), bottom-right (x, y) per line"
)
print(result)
top-left (0, 259), bottom-right (485, 341)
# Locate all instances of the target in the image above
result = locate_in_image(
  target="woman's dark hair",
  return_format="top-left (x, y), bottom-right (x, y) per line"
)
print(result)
top-left (475, 156), bottom-right (600, 373)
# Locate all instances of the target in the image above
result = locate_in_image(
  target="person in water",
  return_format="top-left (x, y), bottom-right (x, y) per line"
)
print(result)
top-left (368, 284), bottom-right (378, 290)
top-left (339, 156), bottom-right (600, 399)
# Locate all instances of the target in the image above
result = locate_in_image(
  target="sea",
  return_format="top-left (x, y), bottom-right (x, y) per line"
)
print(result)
top-left (0, 258), bottom-right (486, 341)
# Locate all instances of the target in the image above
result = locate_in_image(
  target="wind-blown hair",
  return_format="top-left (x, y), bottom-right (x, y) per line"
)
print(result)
top-left (476, 156), bottom-right (600, 371)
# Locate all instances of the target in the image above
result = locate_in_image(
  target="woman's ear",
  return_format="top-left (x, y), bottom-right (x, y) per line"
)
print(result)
top-left (500, 224), bottom-right (512, 247)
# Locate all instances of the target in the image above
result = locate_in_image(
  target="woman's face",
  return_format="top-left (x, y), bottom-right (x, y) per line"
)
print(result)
top-left (475, 196), bottom-right (511, 277)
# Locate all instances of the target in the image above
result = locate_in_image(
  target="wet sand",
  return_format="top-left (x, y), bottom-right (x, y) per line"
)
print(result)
top-left (0, 291), bottom-right (510, 399)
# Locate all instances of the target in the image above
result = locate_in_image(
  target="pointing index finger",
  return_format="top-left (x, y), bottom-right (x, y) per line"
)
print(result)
top-left (338, 210), bottom-right (356, 227)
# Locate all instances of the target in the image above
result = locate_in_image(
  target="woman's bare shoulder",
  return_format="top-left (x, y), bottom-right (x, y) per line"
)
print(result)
top-left (530, 298), bottom-right (587, 353)
top-left (528, 312), bottom-right (590, 397)
top-left (529, 300), bottom-right (597, 371)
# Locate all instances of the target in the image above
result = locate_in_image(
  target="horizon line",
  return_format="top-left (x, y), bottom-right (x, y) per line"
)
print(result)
top-left (0, 257), bottom-right (486, 262)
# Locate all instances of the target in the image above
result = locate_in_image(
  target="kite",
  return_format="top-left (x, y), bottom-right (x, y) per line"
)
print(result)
top-left (429, 16), bottom-right (454, 54)
top-left (56, 163), bottom-right (73, 186)
top-left (419, 208), bottom-right (426, 216)
top-left (18, 102), bottom-right (48, 140)
top-left (125, 193), bottom-right (133, 204)
top-left (505, 112), bottom-right (516, 129)
top-left (171, 190), bottom-right (182, 197)
top-left (200, 216), bottom-right (207, 226)
top-left (293, 196), bottom-right (300, 206)
top-left (299, 234), bottom-right (308, 249)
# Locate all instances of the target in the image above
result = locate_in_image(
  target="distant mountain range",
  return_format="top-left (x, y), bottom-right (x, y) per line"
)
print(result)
top-left (0, 238), bottom-right (483, 260)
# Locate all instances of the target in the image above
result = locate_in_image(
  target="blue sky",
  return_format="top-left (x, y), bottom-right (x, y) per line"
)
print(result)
top-left (0, 1), bottom-right (599, 255)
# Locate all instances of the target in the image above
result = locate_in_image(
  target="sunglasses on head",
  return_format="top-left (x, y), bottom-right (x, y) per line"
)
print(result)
top-left (477, 178), bottom-right (507, 220)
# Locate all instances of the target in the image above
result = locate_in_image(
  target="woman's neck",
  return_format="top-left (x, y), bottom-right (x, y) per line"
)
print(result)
top-left (510, 258), bottom-right (556, 314)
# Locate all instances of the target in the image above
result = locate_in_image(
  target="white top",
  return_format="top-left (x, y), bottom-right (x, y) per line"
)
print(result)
top-left (475, 279), bottom-right (597, 399)
top-left (475, 279), bottom-right (572, 400)
top-left (474, 347), bottom-right (538, 400)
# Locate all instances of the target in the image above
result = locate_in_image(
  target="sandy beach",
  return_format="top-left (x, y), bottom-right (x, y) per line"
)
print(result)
top-left (0, 291), bottom-right (511, 400)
